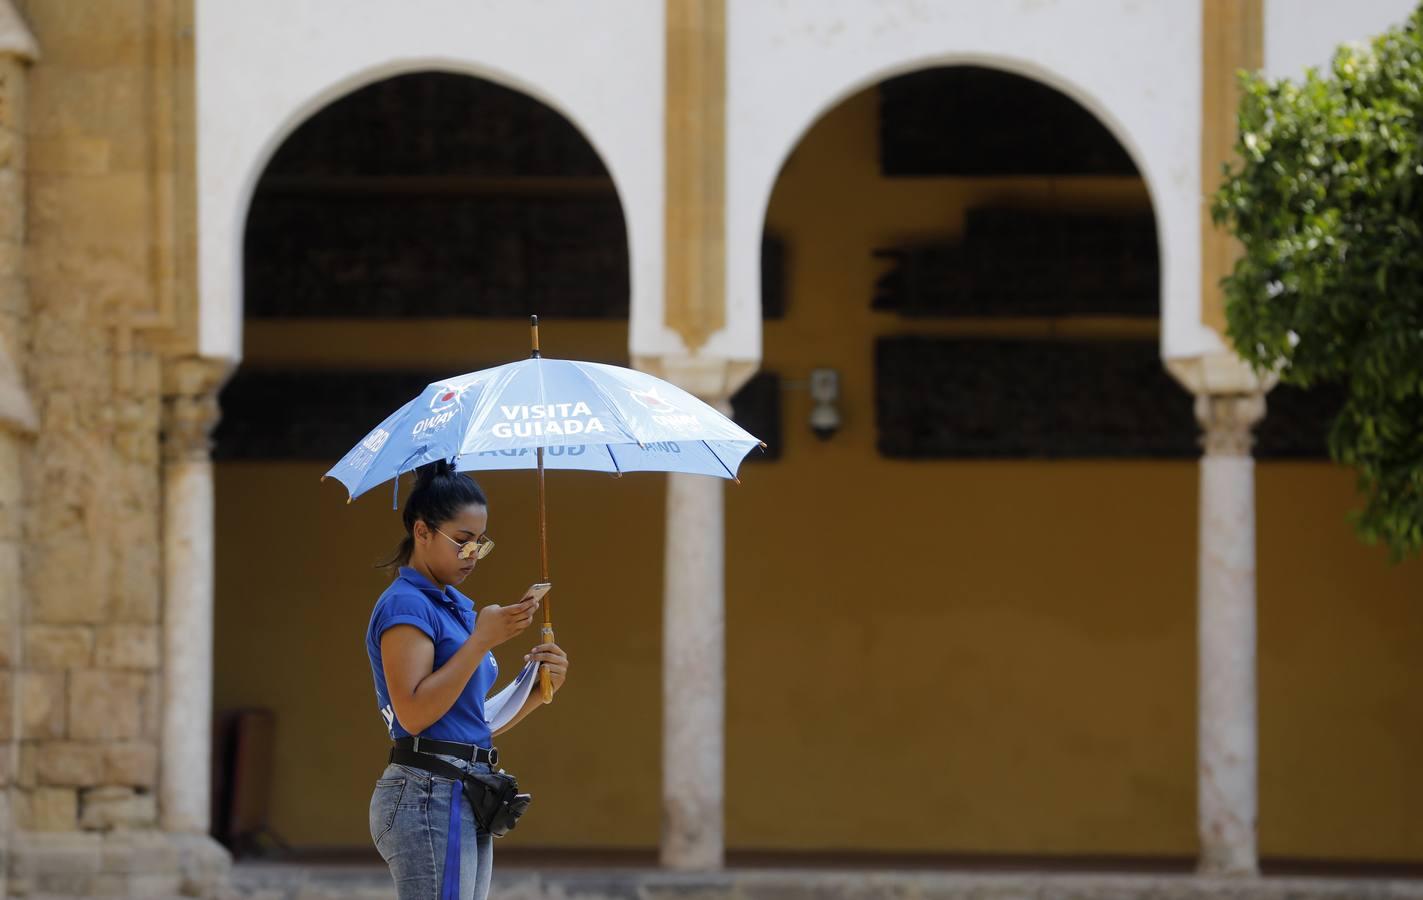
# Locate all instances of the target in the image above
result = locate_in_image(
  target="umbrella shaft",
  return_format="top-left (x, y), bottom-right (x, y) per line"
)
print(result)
top-left (537, 445), bottom-right (551, 625)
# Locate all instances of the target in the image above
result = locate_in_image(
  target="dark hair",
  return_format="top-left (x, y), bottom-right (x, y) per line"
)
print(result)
top-left (380, 460), bottom-right (488, 570)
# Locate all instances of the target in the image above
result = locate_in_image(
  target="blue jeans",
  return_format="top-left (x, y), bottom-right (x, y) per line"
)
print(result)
top-left (370, 756), bottom-right (493, 900)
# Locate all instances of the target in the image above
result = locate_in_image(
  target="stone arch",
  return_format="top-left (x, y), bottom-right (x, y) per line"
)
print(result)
top-left (201, 56), bottom-right (642, 361)
top-left (754, 52), bottom-right (1168, 326)
top-left (724, 37), bottom-right (1213, 364)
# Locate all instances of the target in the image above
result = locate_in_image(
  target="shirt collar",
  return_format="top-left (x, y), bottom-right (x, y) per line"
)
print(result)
top-left (397, 566), bottom-right (474, 611)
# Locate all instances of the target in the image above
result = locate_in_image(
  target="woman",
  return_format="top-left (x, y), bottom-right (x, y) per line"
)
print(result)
top-left (366, 460), bottom-right (570, 900)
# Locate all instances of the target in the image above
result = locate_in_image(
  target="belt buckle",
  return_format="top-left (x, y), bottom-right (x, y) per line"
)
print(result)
top-left (488, 747), bottom-right (499, 767)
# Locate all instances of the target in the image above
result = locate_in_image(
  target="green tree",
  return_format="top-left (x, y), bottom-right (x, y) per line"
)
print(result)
top-left (1213, 4), bottom-right (1423, 560)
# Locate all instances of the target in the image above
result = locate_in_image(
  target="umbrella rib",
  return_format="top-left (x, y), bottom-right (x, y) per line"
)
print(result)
top-left (604, 443), bottom-right (624, 477)
top-left (703, 440), bottom-right (741, 484)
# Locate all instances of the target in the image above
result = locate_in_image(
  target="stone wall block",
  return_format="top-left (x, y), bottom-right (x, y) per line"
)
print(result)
top-left (29, 136), bottom-right (111, 176)
top-left (0, 58), bottom-right (28, 133)
top-left (0, 541), bottom-right (19, 622)
top-left (94, 623), bottom-right (159, 669)
top-left (68, 670), bottom-right (147, 740)
top-left (24, 623), bottom-right (94, 669)
top-left (92, 872), bottom-right (183, 896)
top-left (0, 238), bottom-right (21, 278)
top-left (0, 435), bottom-right (20, 538)
top-left (111, 540), bottom-right (161, 623)
top-left (0, 126), bottom-right (17, 172)
top-left (33, 740), bottom-right (102, 786)
top-left (8, 833), bottom-right (102, 882)
top-left (143, 670), bottom-right (162, 738)
top-left (0, 130), bottom-right (16, 172)
top-left (99, 830), bottom-right (179, 874)
top-left (17, 786), bottom-right (79, 831)
top-left (102, 740), bottom-right (157, 787)
top-left (17, 740), bottom-right (35, 786)
top-left (0, 670), bottom-right (10, 741)
top-left (0, 167), bottom-right (21, 241)
top-left (79, 785), bottom-right (157, 831)
top-left (19, 671), bottom-right (66, 739)
top-left (29, 542), bottom-right (110, 624)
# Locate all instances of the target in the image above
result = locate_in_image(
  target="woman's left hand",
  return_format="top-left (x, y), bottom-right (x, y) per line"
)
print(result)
top-left (525, 642), bottom-right (570, 694)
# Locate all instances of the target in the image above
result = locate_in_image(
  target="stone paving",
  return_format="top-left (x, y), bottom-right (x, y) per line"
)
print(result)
top-left (227, 862), bottom-right (1423, 900)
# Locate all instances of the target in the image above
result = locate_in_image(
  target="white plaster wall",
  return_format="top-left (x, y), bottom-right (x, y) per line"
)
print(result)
top-left (724, 0), bottom-right (1219, 364)
top-left (196, 0), bottom-right (663, 363)
top-left (1264, 0), bottom-right (1417, 79)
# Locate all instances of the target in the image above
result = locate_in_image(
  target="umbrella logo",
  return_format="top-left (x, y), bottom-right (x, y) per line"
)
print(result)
top-left (626, 386), bottom-right (677, 414)
top-left (411, 381), bottom-right (477, 438)
top-left (429, 382), bottom-right (473, 415)
top-left (361, 428), bottom-right (390, 454)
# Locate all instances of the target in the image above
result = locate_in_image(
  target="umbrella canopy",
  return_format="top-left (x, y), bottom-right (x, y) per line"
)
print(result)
top-left (323, 357), bottom-right (763, 502)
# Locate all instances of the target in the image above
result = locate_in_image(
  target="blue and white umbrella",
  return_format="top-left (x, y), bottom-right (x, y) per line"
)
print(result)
top-left (323, 355), bottom-right (763, 501)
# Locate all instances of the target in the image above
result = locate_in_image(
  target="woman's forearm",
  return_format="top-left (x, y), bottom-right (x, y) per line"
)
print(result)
top-left (400, 636), bottom-right (496, 734)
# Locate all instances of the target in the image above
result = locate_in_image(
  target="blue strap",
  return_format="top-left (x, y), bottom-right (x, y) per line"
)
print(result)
top-left (441, 778), bottom-right (462, 900)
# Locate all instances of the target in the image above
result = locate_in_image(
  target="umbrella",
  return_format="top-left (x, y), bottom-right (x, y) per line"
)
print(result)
top-left (325, 317), bottom-right (763, 702)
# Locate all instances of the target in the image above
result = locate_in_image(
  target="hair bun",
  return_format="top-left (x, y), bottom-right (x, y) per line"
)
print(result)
top-left (411, 459), bottom-right (454, 489)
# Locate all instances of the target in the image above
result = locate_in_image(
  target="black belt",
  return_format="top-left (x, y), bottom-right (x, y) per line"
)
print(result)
top-left (393, 736), bottom-right (499, 767)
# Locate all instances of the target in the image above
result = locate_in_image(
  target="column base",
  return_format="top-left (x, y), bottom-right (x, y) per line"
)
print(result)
top-left (7, 830), bottom-right (231, 898)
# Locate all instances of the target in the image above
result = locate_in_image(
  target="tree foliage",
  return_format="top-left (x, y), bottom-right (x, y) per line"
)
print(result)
top-left (1213, 5), bottom-right (1423, 560)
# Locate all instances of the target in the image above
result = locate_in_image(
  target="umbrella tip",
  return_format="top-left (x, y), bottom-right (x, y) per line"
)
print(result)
top-left (346, 497), bottom-right (353, 505)
top-left (530, 315), bottom-right (539, 326)
top-left (759, 441), bottom-right (768, 449)
top-left (319, 474), bottom-right (326, 482)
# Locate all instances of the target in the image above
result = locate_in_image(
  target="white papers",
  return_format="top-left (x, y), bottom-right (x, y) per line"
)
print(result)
top-left (485, 660), bottom-right (542, 733)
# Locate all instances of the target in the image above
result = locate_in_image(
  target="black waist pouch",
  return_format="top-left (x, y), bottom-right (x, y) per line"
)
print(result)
top-left (389, 747), bottom-right (533, 837)
top-left (461, 768), bottom-right (532, 836)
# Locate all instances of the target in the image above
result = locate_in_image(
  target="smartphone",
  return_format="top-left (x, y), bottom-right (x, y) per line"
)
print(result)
top-left (521, 582), bottom-right (552, 605)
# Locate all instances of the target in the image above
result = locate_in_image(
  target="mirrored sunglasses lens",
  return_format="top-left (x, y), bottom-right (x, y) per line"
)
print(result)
top-left (476, 539), bottom-right (494, 559)
top-left (458, 543), bottom-right (478, 561)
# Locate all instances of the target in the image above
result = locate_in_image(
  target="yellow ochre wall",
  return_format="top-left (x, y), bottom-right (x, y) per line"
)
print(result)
top-left (215, 86), bottom-right (1423, 860)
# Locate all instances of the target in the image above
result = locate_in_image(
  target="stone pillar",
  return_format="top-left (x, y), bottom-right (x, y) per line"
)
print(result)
top-left (657, 0), bottom-right (736, 871)
top-left (0, 7), bottom-right (37, 896)
top-left (1167, 353), bottom-right (1273, 876)
top-left (1194, 392), bottom-right (1266, 875)
top-left (159, 358), bottom-right (226, 834)
top-left (661, 458), bottom-right (726, 870)
top-left (642, 359), bottom-right (745, 872)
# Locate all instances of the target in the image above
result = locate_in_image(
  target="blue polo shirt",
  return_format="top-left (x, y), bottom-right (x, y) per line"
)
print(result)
top-left (366, 567), bottom-right (498, 747)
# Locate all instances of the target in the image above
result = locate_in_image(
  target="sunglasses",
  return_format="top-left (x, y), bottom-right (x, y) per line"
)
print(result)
top-left (434, 528), bottom-right (495, 561)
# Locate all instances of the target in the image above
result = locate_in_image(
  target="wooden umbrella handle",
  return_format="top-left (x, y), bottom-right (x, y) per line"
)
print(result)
top-left (539, 620), bottom-right (555, 704)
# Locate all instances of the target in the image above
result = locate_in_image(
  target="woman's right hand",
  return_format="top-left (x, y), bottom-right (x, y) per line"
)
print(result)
top-left (472, 595), bottom-right (539, 649)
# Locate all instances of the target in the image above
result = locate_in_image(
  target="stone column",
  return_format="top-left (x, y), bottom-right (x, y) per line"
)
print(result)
top-left (657, 0), bottom-right (736, 871)
top-left (159, 358), bottom-right (226, 833)
top-left (0, 7), bottom-right (37, 894)
top-left (661, 437), bottom-right (726, 870)
top-left (640, 358), bottom-right (747, 872)
top-left (1194, 392), bottom-right (1266, 875)
top-left (1168, 353), bottom-right (1272, 876)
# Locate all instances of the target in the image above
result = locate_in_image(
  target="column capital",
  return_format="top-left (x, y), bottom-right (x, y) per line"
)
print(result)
top-left (1166, 350), bottom-right (1272, 457)
top-left (161, 357), bottom-right (231, 463)
top-left (631, 353), bottom-right (756, 405)
top-left (1194, 392), bottom-right (1267, 457)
